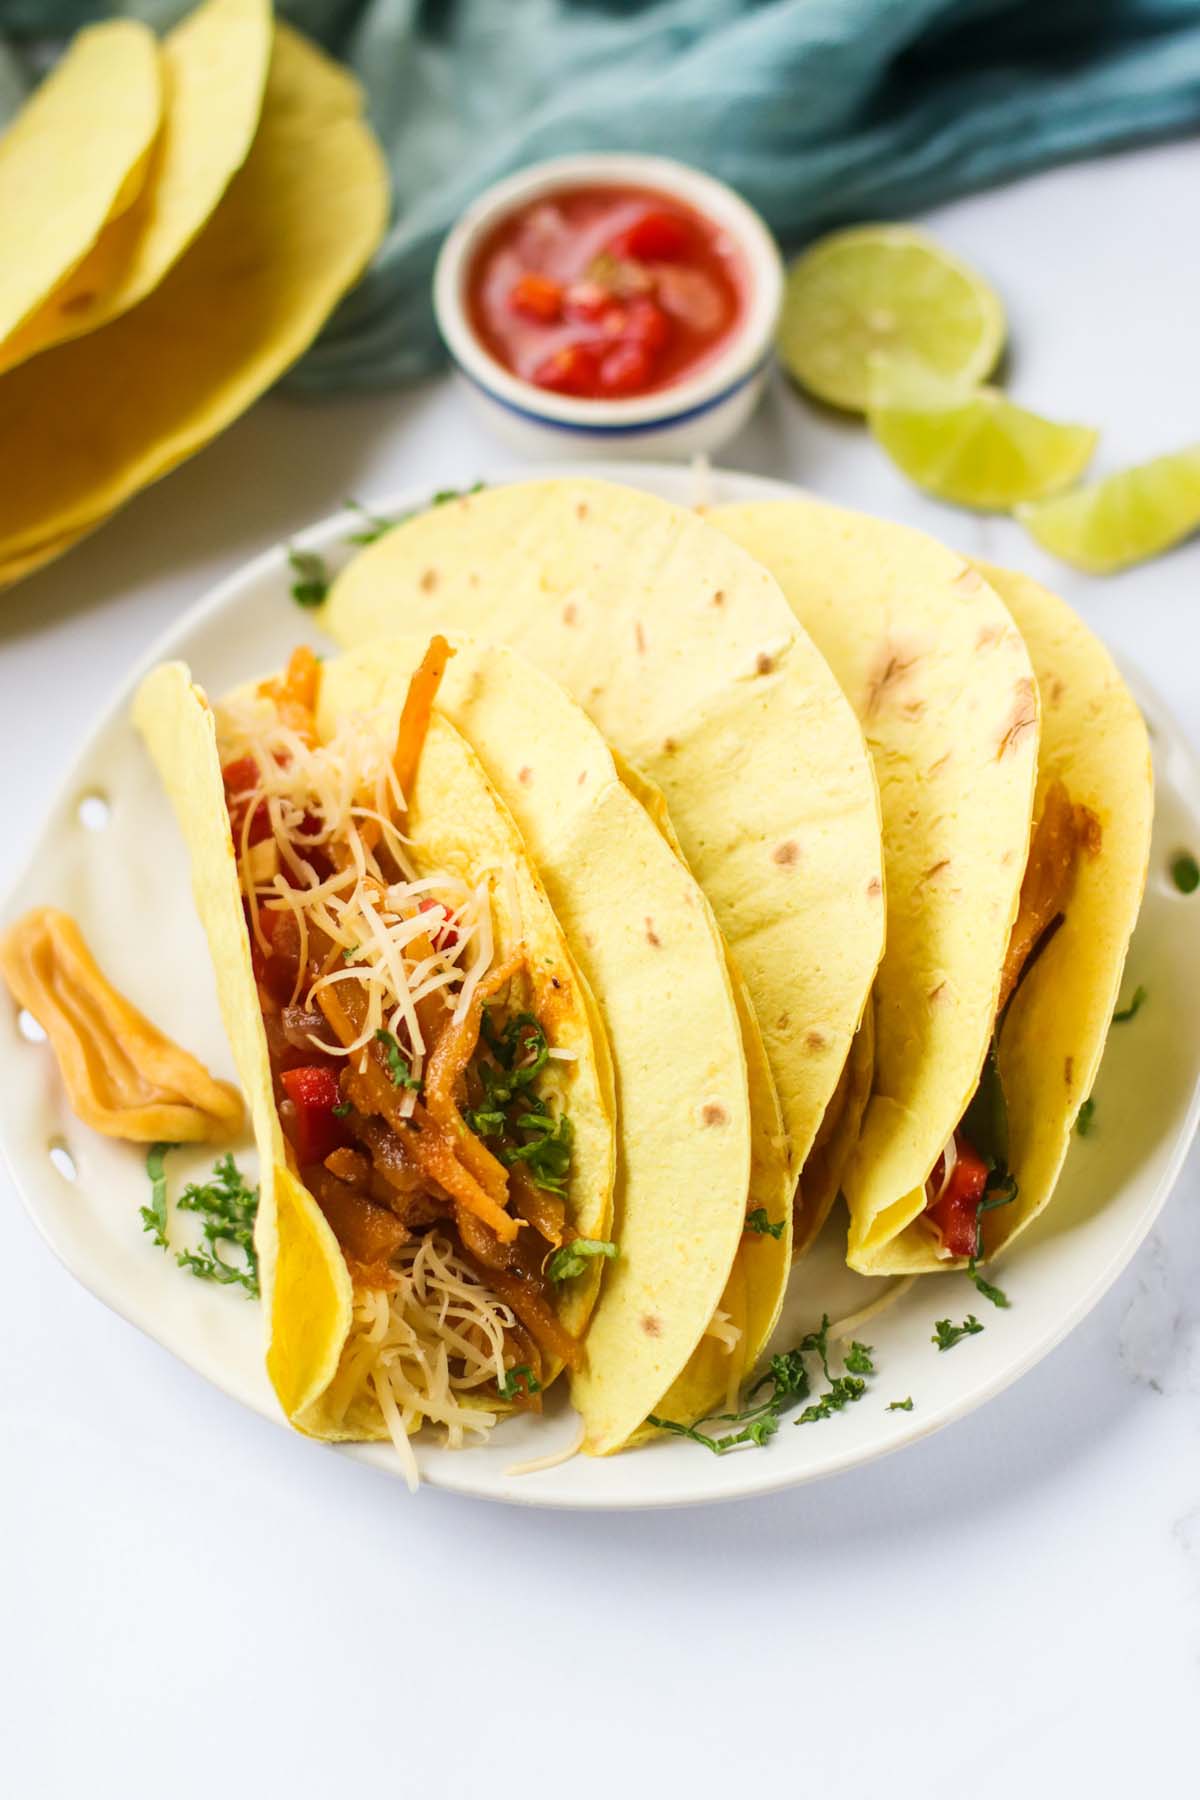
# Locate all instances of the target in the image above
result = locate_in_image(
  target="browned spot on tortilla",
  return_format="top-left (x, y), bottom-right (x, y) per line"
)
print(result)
top-left (755, 651), bottom-right (774, 676)
top-left (1049, 677), bottom-right (1066, 705)
top-left (563, 602), bottom-right (578, 625)
top-left (772, 839), bottom-right (799, 867)
top-left (662, 736), bottom-right (678, 754)
top-left (576, 501), bottom-right (589, 520)
top-left (928, 751), bottom-right (951, 776)
top-left (635, 622), bottom-right (646, 653)
top-left (1064, 1055), bottom-right (1075, 1091)
top-left (954, 565), bottom-right (984, 593)
top-left (518, 766), bottom-right (533, 786)
top-left (63, 289), bottom-right (97, 314)
top-left (711, 589), bottom-right (725, 607)
top-left (640, 1314), bottom-right (662, 1337)
top-left (1077, 803), bottom-right (1103, 856)
top-left (921, 859), bottom-right (951, 884)
top-left (645, 918), bottom-right (662, 948)
top-left (977, 623), bottom-right (1003, 649)
top-left (805, 1030), bottom-right (826, 1051)
top-left (866, 876), bottom-right (883, 899)
top-left (997, 678), bottom-right (1038, 759)
top-left (777, 1012), bottom-right (791, 1031)
top-left (701, 1102), bottom-right (728, 1126)
top-left (903, 699), bottom-right (927, 718)
top-left (468, 572), bottom-right (479, 589)
top-left (928, 980), bottom-right (948, 1004)
top-left (419, 568), bottom-right (438, 593)
top-left (864, 645), bottom-right (922, 717)
top-left (577, 769), bottom-right (588, 786)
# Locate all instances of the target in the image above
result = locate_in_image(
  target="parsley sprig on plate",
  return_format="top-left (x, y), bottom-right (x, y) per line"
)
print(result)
top-left (142, 1146), bottom-right (260, 1297)
top-left (648, 1317), bottom-right (875, 1454)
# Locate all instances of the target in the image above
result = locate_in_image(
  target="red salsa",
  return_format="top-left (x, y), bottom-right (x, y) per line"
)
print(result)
top-left (466, 185), bottom-right (748, 401)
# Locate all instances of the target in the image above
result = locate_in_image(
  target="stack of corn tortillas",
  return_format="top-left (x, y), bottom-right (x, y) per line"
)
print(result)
top-left (0, 0), bottom-right (388, 590)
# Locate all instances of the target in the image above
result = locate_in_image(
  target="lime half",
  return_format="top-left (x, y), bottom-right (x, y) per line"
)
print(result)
top-left (778, 224), bottom-right (1006, 413)
top-left (869, 387), bottom-right (1098, 511)
top-left (1017, 445), bottom-right (1200, 573)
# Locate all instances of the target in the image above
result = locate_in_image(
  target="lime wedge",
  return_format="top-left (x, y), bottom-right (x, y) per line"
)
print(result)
top-left (869, 387), bottom-right (1098, 511)
top-left (1017, 445), bottom-right (1200, 573)
top-left (777, 224), bottom-right (1006, 413)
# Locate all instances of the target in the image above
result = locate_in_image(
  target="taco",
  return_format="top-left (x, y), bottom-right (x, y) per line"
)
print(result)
top-left (135, 633), bottom-right (762, 1466)
top-left (318, 635), bottom-right (791, 1448)
top-left (710, 499), bottom-right (1151, 1271)
top-left (320, 477), bottom-right (885, 1256)
top-left (135, 641), bottom-right (617, 1482)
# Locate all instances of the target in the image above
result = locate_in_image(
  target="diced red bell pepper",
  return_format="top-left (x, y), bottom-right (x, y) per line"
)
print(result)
top-left (419, 895), bottom-right (459, 950)
top-left (280, 1064), bottom-right (345, 1165)
top-left (222, 755), bottom-right (271, 847)
top-left (613, 209), bottom-right (692, 263)
top-left (509, 272), bottom-right (563, 322)
top-left (925, 1135), bottom-right (990, 1259)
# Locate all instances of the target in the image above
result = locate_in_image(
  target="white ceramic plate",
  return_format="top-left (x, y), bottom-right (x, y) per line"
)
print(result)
top-left (3, 463), bottom-right (1198, 1510)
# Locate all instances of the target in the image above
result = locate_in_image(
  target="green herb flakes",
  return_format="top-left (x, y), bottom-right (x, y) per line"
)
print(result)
top-left (287, 546), bottom-right (329, 607)
top-left (932, 1314), bottom-right (984, 1351)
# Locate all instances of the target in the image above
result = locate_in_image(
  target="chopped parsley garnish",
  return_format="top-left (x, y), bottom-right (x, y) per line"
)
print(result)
top-left (287, 546), bottom-right (329, 607)
top-left (1171, 851), bottom-right (1199, 895)
top-left (342, 482), bottom-right (487, 550)
top-left (1113, 984), bottom-right (1147, 1023)
top-left (967, 1258), bottom-right (1010, 1308)
top-left (375, 1028), bottom-right (422, 1091)
top-left (175, 1155), bottom-right (260, 1296)
top-left (887, 1397), bottom-right (914, 1412)
top-left (648, 1316), bottom-right (874, 1455)
top-left (932, 1314), bottom-right (984, 1351)
top-left (466, 1008), bottom-right (575, 1193)
top-left (343, 498), bottom-right (397, 545)
top-left (140, 1142), bottom-right (174, 1248)
top-left (1076, 1097), bottom-right (1097, 1137)
top-left (547, 1238), bottom-right (618, 1282)
top-left (332, 1101), bottom-right (352, 1118)
top-left (744, 1208), bottom-right (786, 1239)
top-left (959, 1040), bottom-right (1020, 1255)
top-left (498, 1363), bottom-right (541, 1401)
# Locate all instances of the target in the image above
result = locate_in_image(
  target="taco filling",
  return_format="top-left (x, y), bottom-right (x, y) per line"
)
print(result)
top-left (218, 641), bottom-right (601, 1458)
top-left (922, 779), bottom-right (1093, 1259)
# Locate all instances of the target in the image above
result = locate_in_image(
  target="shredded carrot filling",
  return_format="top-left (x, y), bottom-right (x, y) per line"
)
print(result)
top-left (998, 778), bottom-right (1082, 1013)
top-left (393, 634), bottom-right (454, 813)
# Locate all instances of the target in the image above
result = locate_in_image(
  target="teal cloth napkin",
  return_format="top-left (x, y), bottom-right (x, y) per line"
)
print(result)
top-left (3, 1), bottom-right (1200, 390)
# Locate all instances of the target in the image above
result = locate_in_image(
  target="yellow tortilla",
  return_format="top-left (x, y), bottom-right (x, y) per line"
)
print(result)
top-left (0, 25), bottom-right (387, 561)
top-left (711, 499), bottom-right (1040, 1274)
top-left (322, 478), bottom-right (886, 1254)
top-left (976, 562), bottom-right (1153, 1257)
top-left (0, 0), bottom-right (273, 374)
top-left (134, 655), bottom-right (616, 1441)
top-left (319, 639), bottom-right (771, 1453)
top-left (0, 20), bottom-right (162, 351)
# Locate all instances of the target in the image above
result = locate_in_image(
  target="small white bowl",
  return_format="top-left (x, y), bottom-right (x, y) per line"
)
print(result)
top-left (433, 152), bottom-right (784, 460)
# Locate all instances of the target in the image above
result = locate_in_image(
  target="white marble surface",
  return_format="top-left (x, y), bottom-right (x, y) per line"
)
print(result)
top-left (2, 136), bottom-right (1198, 1798)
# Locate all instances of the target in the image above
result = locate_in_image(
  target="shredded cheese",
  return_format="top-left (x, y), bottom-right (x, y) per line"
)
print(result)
top-left (505, 1417), bottom-right (586, 1479)
top-left (828, 1277), bottom-right (918, 1342)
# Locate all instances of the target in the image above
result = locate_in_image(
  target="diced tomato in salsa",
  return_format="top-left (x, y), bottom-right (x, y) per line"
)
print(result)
top-left (925, 1135), bottom-right (990, 1259)
top-left (280, 1064), bottom-right (345, 1165)
top-left (418, 895), bottom-right (459, 950)
top-left (467, 185), bottom-right (747, 402)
